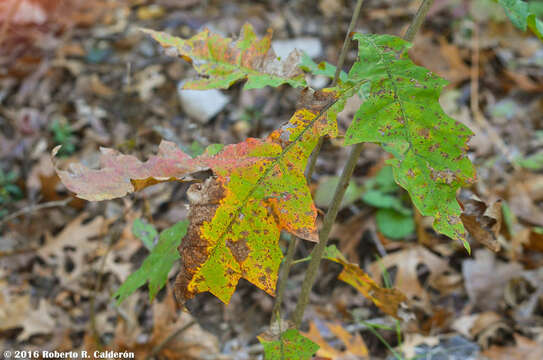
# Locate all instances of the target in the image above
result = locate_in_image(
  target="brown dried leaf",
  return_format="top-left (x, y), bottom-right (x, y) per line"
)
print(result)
top-left (302, 321), bottom-right (368, 359)
top-left (369, 246), bottom-right (461, 309)
top-left (460, 196), bottom-right (502, 252)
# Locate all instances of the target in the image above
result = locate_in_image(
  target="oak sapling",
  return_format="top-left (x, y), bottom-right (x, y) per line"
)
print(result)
top-left (53, 0), bottom-right (543, 355)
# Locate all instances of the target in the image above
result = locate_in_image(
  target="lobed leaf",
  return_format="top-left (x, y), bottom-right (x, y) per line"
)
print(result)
top-left (343, 34), bottom-right (476, 248)
top-left (258, 329), bottom-right (319, 360)
top-left (323, 245), bottom-right (407, 319)
top-left (53, 142), bottom-right (205, 201)
top-left (177, 98), bottom-right (337, 304)
top-left (113, 220), bottom-right (188, 304)
top-left (142, 23), bottom-right (307, 90)
top-left (495, 0), bottom-right (543, 40)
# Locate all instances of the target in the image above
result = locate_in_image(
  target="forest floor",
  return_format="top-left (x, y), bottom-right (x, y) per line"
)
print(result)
top-left (1, 0), bottom-right (543, 359)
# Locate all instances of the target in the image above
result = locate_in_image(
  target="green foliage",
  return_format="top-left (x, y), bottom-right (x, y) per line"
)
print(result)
top-left (50, 119), bottom-right (76, 156)
top-left (258, 329), bottom-right (319, 360)
top-left (113, 220), bottom-right (188, 304)
top-left (0, 169), bottom-right (22, 206)
top-left (343, 34), bottom-right (476, 249)
top-left (376, 209), bottom-right (415, 240)
top-left (515, 151), bottom-right (543, 170)
top-left (132, 218), bottom-right (158, 251)
top-left (300, 52), bottom-right (348, 82)
top-left (314, 176), bottom-right (362, 208)
top-left (495, 0), bottom-right (543, 40)
top-left (362, 166), bottom-right (415, 239)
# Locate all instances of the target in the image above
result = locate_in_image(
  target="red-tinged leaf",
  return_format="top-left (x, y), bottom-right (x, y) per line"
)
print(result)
top-left (53, 142), bottom-right (205, 201)
top-left (324, 245), bottom-right (407, 319)
top-left (142, 23), bottom-right (306, 90)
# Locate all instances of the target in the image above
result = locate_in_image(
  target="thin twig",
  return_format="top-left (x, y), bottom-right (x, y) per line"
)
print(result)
top-left (403, 0), bottom-right (435, 43)
top-left (332, 0), bottom-right (364, 86)
top-left (0, 198), bottom-right (72, 226)
top-left (291, 0), bottom-right (437, 329)
top-left (270, 234), bottom-right (297, 324)
top-left (291, 143), bottom-right (364, 328)
top-left (146, 320), bottom-right (197, 360)
top-left (270, 0), bottom-right (365, 328)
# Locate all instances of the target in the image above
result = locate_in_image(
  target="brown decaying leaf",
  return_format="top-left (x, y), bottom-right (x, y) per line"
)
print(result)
top-left (482, 334), bottom-right (543, 360)
top-left (38, 213), bottom-right (108, 283)
top-left (460, 195), bottom-right (502, 252)
top-left (302, 321), bottom-right (368, 359)
top-left (369, 246), bottom-right (461, 310)
top-left (462, 249), bottom-right (522, 311)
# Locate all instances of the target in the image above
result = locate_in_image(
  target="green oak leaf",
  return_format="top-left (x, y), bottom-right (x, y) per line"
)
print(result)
top-left (258, 329), bottom-right (319, 360)
top-left (132, 218), bottom-right (158, 251)
top-left (343, 34), bottom-right (476, 250)
top-left (495, 0), bottom-right (543, 40)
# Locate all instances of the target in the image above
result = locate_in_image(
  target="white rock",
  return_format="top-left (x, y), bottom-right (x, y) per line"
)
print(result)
top-left (272, 38), bottom-right (323, 59)
top-left (178, 83), bottom-right (230, 124)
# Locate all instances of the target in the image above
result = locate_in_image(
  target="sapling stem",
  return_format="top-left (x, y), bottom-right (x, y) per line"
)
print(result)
top-left (291, 0), bottom-right (436, 329)
top-left (270, 0), bottom-right (365, 326)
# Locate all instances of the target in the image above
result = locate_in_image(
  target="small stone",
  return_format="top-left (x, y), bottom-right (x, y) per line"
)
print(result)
top-left (178, 82), bottom-right (230, 123)
top-left (272, 38), bottom-right (323, 59)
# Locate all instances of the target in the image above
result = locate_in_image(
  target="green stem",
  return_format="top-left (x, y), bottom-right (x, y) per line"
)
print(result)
top-left (291, 143), bottom-right (364, 328)
top-left (270, 234), bottom-right (298, 324)
top-left (269, 0), bottom-right (365, 327)
top-left (332, 0), bottom-right (365, 86)
top-left (404, 0), bottom-right (435, 43)
top-left (290, 0), bottom-right (436, 329)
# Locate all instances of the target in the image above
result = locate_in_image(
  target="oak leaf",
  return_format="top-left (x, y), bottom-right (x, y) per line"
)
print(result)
top-left (324, 245), bottom-right (407, 319)
top-left (342, 34), bottom-right (476, 249)
top-left (142, 23), bottom-right (307, 90)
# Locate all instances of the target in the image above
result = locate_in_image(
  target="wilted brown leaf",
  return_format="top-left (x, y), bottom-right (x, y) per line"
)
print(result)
top-left (460, 195), bottom-right (502, 252)
top-left (302, 321), bottom-right (368, 359)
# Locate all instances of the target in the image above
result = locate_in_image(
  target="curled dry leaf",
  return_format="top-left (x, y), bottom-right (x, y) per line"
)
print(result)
top-left (460, 195), bottom-right (502, 252)
top-left (142, 23), bottom-right (307, 90)
top-left (324, 245), bottom-right (407, 319)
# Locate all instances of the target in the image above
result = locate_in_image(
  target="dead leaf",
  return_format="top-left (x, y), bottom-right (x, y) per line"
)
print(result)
top-left (38, 213), bottom-right (107, 283)
top-left (482, 334), bottom-right (543, 360)
top-left (17, 299), bottom-right (57, 341)
top-left (460, 195), bottom-right (502, 252)
top-left (462, 249), bottom-right (522, 310)
top-left (369, 246), bottom-right (461, 309)
top-left (302, 321), bottom-right (368, 359)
